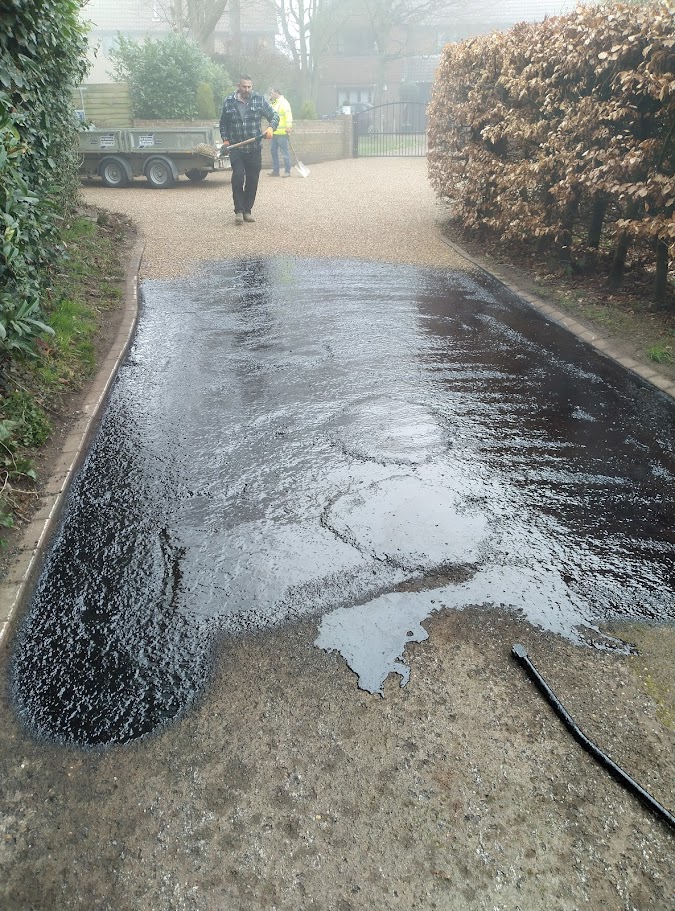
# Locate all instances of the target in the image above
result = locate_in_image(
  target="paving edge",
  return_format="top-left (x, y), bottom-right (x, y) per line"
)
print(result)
top-left (439, 232), bottom-right (675, 403)
top-left (0, 234), bottom-right (145, 651)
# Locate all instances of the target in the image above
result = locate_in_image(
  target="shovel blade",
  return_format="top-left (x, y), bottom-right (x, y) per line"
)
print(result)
top-left (295, 161), bottom-right (310, 178)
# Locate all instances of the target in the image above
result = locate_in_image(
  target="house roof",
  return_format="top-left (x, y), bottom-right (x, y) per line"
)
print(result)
top-left (83, 0), bottom-right (276, 34)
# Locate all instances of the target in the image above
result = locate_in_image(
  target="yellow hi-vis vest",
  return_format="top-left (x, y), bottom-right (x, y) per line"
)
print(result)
top-left (272, 96), bottom-right (293, 135)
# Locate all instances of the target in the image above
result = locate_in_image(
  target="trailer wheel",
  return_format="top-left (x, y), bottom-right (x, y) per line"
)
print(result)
top-left (145, 158), bottom-right (175, 189)
top-left (100, 157), bottom-right (130, 188)
top-left (185, 169), bottom-right (209, 182)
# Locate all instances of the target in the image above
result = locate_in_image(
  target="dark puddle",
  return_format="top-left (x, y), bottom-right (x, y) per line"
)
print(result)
top-left (9, 257), bottom-right (675, 743)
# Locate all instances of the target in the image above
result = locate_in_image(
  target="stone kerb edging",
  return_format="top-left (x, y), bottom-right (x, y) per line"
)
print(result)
top-left (439, 233), bottom-right (675, 403)
top-left (0, 235), bottom-right (146, 650)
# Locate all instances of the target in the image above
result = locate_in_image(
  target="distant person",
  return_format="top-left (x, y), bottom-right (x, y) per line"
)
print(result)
top-left (219, 75), bottom-right (279, 224)
top-left (268, 88), bottom-right (293, 178)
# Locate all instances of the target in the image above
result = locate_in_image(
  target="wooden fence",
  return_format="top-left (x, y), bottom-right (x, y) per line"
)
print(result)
top-left (73, 84), bottom-right (132, 128)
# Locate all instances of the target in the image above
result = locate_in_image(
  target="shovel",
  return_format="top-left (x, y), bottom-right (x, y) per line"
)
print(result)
top-left (288, 136), bottom-right (310, 178)
top-left (218, 134), bottom-right (265, 156)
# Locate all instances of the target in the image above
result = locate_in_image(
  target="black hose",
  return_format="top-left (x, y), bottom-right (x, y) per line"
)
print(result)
top-left (511, 643), bottom-right (675, 832)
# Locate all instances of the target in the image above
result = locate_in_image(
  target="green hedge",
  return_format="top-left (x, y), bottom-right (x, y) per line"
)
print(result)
top-left (0, 0), bottom-right (88, 364)
top-left (110, 33), bottom-right (231, 120)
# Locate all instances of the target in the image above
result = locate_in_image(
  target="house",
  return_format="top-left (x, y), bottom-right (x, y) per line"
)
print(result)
top-left (81, 0), bottom-right (276, 84)
top-left (316, 0), bottom-right (589, 115)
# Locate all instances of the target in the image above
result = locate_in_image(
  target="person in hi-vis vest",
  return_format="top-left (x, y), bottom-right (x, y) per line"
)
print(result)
top-left (268, 88), bottom-right (293, 177)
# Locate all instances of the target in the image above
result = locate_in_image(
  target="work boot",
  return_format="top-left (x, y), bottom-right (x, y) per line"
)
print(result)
top-left (234, 212), bottom-right (243, 224)
top-left (243, 213), bottom-right (255, 223)
top-left (268, 170), bottom-right (280, 176)
top-left (282, 172), bottom-right (291, 178)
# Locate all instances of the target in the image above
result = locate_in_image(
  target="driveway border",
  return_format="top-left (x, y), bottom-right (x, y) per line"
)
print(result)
top-left (440, 234), bottom-right (675, 401)
top-left (0, 235), bottom-right (145, 650)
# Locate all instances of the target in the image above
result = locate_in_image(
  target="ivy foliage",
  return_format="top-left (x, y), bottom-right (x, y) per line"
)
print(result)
top-left (110, 33), bottom-right (231, 120)
top-left (428, 2), bottom-right (675, 300)
top-left (0, 0), bottom-right (88, 365)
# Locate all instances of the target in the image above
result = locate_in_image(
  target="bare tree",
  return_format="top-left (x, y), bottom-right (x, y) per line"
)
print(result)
top-left (142, 0), bottom-right (229, 53)
top-left (263, 0), bottom-right (351, 104)
top-left (358, 0), bottom-right (464, 103)
top-left (188, 0), bottom-right (229, 51)
top-left (262, 0), bottom-right (471, 108)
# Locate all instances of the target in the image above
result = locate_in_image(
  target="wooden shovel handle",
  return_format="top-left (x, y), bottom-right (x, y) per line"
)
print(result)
top-left (222, 134), bottom-right (264, 152)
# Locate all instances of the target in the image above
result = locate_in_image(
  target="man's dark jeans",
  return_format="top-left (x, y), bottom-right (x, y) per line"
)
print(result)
top-left (229, 147), bottom-right (262, 214)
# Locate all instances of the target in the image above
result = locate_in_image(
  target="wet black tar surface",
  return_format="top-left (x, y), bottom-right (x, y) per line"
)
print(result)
top-left (10, 257), bottom-right (675, 745)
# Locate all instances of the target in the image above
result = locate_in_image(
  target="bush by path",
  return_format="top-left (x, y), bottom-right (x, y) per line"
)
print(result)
top-left (0, 0), bottom-right (89, 536)
top-left (428, 1), bottom-right (674, 303)
top-left (1, 0), bottom-right (88, 363)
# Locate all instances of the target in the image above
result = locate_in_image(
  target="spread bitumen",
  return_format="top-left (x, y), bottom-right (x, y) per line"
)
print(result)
top-left (9, 257), bottom-right (675, 745)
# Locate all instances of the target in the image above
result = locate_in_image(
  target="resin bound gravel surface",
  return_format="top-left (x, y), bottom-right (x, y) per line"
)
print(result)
top-left (1, 160), bottom-right (674, 911)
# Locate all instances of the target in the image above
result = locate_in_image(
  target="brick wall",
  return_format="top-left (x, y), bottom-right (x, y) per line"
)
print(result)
top-left (131, 119), bottom-right (353, 164)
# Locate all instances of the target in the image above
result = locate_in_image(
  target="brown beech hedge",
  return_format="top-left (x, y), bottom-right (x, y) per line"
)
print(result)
top-left (428, 2), bottom-right (674, 302)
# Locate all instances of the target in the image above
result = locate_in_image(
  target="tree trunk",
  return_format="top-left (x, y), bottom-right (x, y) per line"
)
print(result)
top-left (300, 69), bottom-right (314, 106)
top-left (587, 194), bottom-right (607, 249)
top-left (229, 0), bottom-right (240, 59)
top-left (190, 1), bottom-right (228, 54)
top-left (609, 232), bottom-right (630, 289)
top-left (559, 187), bottom-right (581, 263)
top-left (609, 202), bottom-right (639, 289)
top-left (535, 181), bottom-right (556, 251)
top-left (654, 238), bottom-right (669, 305)
top-left (308, 66), bottom-right (320, 107)
top-left (373, 51), bottom-right (388, 107)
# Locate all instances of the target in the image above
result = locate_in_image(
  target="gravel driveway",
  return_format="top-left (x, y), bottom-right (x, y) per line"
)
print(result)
top-left (79, 158), bottom-right (466, 278)
top-left (0, 159), bottom-right (673, 911)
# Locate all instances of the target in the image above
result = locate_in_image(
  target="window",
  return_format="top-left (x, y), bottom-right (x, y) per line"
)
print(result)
top-left (337, 87), bottom-right (373, 106)
top-left (336, 29), bottom-right (376, 56)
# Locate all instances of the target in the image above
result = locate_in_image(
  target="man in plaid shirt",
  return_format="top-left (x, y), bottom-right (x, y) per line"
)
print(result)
top-left (220, 75), bottom-right (279, 224)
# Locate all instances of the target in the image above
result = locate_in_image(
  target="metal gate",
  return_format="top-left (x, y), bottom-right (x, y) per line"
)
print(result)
top-left (352, 102), bottom-right (428, 157)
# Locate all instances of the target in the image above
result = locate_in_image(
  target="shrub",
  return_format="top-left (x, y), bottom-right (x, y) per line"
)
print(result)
top-left (299, 101), bottom-right (317, 120)
top-left (201, 57), bottom-right (233, 113)
top-left (110, 33), bottom-right (230, 120)
top-left (0, 0), bottom-right (88, 367)
top-left (399, 82), bottom-right (420, 103)
top-left (1, 392), bottom-right (51, 448)
top-left (428, 1), bottom-right (674, 302)
top-left (196, 82), bottom-right (217, 119)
